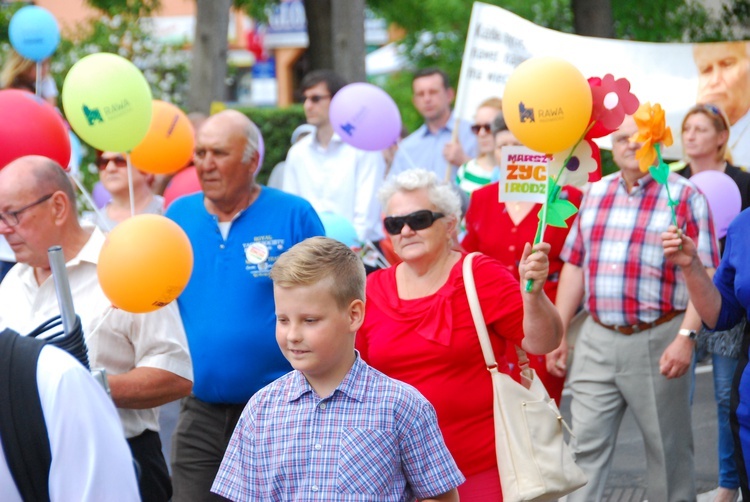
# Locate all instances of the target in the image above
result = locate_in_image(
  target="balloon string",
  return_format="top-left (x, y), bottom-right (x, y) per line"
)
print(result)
top-left (69, 173), bottom-right (113, 232)
top-left (87, 305), bottom-right (115, 341)
top-left (35, 61), bottom-right (42, 99)
top-left (126, 152), bottom-right (135, 217)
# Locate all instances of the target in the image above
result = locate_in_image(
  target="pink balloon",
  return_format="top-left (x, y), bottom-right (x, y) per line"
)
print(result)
top-left (329, 83), bottom-right (401, 151)
top-left (164, 166), bottom-right (202, 209)
top-left (691, 171), bottom-right (742, 239)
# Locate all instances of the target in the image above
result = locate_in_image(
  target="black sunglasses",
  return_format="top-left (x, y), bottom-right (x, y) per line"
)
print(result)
top-left (470, 123), bottom-right (492, 134)
top-left (383, 210), bottom-right (445, 235)
top-left (97, 155), bottom-right (127, 170)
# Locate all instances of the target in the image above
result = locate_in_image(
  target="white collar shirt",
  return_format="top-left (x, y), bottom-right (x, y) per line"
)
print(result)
top-left (0, 226), bottom-right (193, 437)
top-left (281, 132), bottom-right (386, 243)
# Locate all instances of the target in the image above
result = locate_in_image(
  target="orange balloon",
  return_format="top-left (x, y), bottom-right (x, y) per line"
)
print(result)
top-left (130, 100), bottom-right (195, 175)
top-left (98, 214), bottom-right (193, 313)
top-left (502, 57), bottom-right (592, 154)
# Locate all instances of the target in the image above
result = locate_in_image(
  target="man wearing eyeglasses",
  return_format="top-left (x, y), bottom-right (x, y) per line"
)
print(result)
top-left (388, 68), bottom-right (477, 182)
top-left (0, 155), bottom-right (193, 502)
top-left (281, 69), bottom-right (386, 244)
top-left (694, 41), bottom-right (750, 167)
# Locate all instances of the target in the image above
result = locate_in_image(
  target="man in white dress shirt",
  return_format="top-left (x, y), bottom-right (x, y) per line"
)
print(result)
top-left (0, 156), bottom-right (193, 502)
top-left (281, 70), bottom-right (385, 243)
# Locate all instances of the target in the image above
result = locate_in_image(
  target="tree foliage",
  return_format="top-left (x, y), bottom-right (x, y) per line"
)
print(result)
top-left (85, 0), bottom-right (162, 17)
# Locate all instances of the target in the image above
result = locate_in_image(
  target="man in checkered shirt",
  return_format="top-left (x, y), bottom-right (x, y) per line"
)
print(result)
top-left (546, 115), bottom-right (720, 502)
top-left (212, 237), bottom-right (464, 501)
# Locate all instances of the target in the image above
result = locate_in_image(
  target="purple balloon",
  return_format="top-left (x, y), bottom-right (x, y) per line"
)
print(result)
top-left (252, 127), bottom-right (265, 179)
top-left (691, 170), bottom-right (741, 239)
top-left (92, 181), bottom-right (112, 209)
top-left (329, 83), bottom-right (402, 152)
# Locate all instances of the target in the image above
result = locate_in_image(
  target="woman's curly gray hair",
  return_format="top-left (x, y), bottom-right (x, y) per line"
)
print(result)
top-left (378, 168), bottom-right (461, 220)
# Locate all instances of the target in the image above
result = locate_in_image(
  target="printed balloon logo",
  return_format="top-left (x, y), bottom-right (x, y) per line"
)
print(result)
top-left (329, 83), bottom-right (401, 152)
top-left (62, 53), bottom-right (152, 153)
top-left (502, 57), bottom-right (592, 154)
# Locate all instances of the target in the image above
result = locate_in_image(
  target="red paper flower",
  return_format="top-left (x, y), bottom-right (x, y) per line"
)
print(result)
top-left (587, 74), bottom-right (640, 136)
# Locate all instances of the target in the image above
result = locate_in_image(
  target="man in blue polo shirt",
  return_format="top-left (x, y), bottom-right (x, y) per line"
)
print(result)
top-left (388, 68), bottom-right (477, 182)
top-left (166, 110), bottom-right (324, 502)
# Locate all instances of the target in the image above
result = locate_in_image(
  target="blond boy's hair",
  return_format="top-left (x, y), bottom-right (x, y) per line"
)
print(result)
top-left (271, 236), bottom-right (365, 310)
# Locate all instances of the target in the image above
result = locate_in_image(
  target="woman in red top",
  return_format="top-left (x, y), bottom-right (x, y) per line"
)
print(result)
top-left (356, 168), bottom-right (562, 501)
top-left (462, 115), bottom-right (582, 404)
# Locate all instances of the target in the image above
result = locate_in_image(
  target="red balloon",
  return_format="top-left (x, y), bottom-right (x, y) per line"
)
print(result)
top-left (163, 166), bottom-right (202, 209)
top-left (0, 89), bottom-right (71, 170)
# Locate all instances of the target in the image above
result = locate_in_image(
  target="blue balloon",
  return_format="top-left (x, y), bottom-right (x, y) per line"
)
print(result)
top-left (319, 212), bottom-right (359, 248)
top-left (9, 6), bottom-right (60, 62)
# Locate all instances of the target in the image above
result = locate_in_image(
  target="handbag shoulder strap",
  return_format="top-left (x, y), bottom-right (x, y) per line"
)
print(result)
top-left (463, 252), bottom-right (529, 369)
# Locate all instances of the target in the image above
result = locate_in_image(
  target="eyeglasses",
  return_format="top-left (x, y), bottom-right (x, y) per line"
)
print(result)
top-left (383, 210), bottom-right (445, 235)
top-left (97, 155), bottom-right (127, 170)
top-left (470, 123), bottom-right (492, 135)
top-left (0, 193), bottom-right (54, 227)
top-left (304, 94), bottom-right (331, 104)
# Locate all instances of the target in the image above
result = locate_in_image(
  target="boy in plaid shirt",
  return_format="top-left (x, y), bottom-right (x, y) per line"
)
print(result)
top-left (212, 237), bottom-right (464, 501)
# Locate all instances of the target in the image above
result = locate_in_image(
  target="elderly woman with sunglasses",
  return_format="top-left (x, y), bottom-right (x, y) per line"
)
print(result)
top-left (454, 97), bottom-right (503, 196)
top-left (355, 168), bottom-right (562, 501)
top-left (674, 103), bottom-right (750, 502)
top-left (83, 152), bottom-right (164, 231)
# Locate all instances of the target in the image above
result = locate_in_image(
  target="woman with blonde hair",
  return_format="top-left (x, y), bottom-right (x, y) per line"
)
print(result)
top-left (0, 50), bottom-right (36, 92)
top-left (455, 97), bottom-right (503, 196)
top-left (1, 50), bottom-right (58, 106)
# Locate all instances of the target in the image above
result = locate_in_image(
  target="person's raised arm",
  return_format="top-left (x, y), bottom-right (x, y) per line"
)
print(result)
top-left (546, 262), bottom-right (585, 378)
top-left (662, 225), bottom-right (722, 328)
top-left (518, 242), bottom-right (563, 354)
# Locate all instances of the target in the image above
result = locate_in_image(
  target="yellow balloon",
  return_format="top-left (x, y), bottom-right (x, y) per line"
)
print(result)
top-left (98, 214), bottom-right (193, 313)
top-left (62, 53), bottom-right (153, 153)
top-left (502, 57), bottom-right (592, 154)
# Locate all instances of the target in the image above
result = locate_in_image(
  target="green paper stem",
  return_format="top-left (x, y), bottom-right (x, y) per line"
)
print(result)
top-left (655, 144), bottom-right (679, 228)
top-left (524, 123), bottom-right (592, 293)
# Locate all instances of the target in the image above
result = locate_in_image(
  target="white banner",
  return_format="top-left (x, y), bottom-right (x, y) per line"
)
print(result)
top-left (455, 2), bottom-right (750, 167)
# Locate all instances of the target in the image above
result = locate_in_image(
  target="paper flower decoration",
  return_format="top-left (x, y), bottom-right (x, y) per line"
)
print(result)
top-left (631, 102), bottom-right (674, 172)
top-left (589, 74), bottom-right (640, 133)
top-left (537, 185), bottom-right (578, 229)
top-left (547, 139), bottom-right (601, 188)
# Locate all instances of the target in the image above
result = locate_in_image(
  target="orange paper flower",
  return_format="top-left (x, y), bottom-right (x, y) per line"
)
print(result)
top-left (630, 102), bottom-right (673, 172)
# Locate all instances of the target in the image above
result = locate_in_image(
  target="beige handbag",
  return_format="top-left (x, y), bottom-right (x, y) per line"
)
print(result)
top-left (463, 252), bottom-right (587, 502)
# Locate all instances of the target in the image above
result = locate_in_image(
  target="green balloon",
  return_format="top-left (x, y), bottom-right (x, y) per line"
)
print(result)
top-left (62, 53), bottom-right (152, 153)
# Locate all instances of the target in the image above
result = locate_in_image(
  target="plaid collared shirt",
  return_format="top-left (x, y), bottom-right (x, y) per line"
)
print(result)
top-left (561, 172), bottom-right (720, 327)
top-left (212, 354), bottom-right (464, 502)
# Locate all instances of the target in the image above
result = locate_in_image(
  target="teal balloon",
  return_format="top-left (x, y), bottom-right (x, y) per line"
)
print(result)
top-left (9, 6), bottom-right (60, 62)
top-left (319, 212), bottom-right (359, 247)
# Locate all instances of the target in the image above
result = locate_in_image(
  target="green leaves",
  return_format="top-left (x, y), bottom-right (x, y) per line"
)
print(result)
top-left (539, 197), bottom-right (578, 229)
top-left (649, 163), bottom-right (670, 184)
